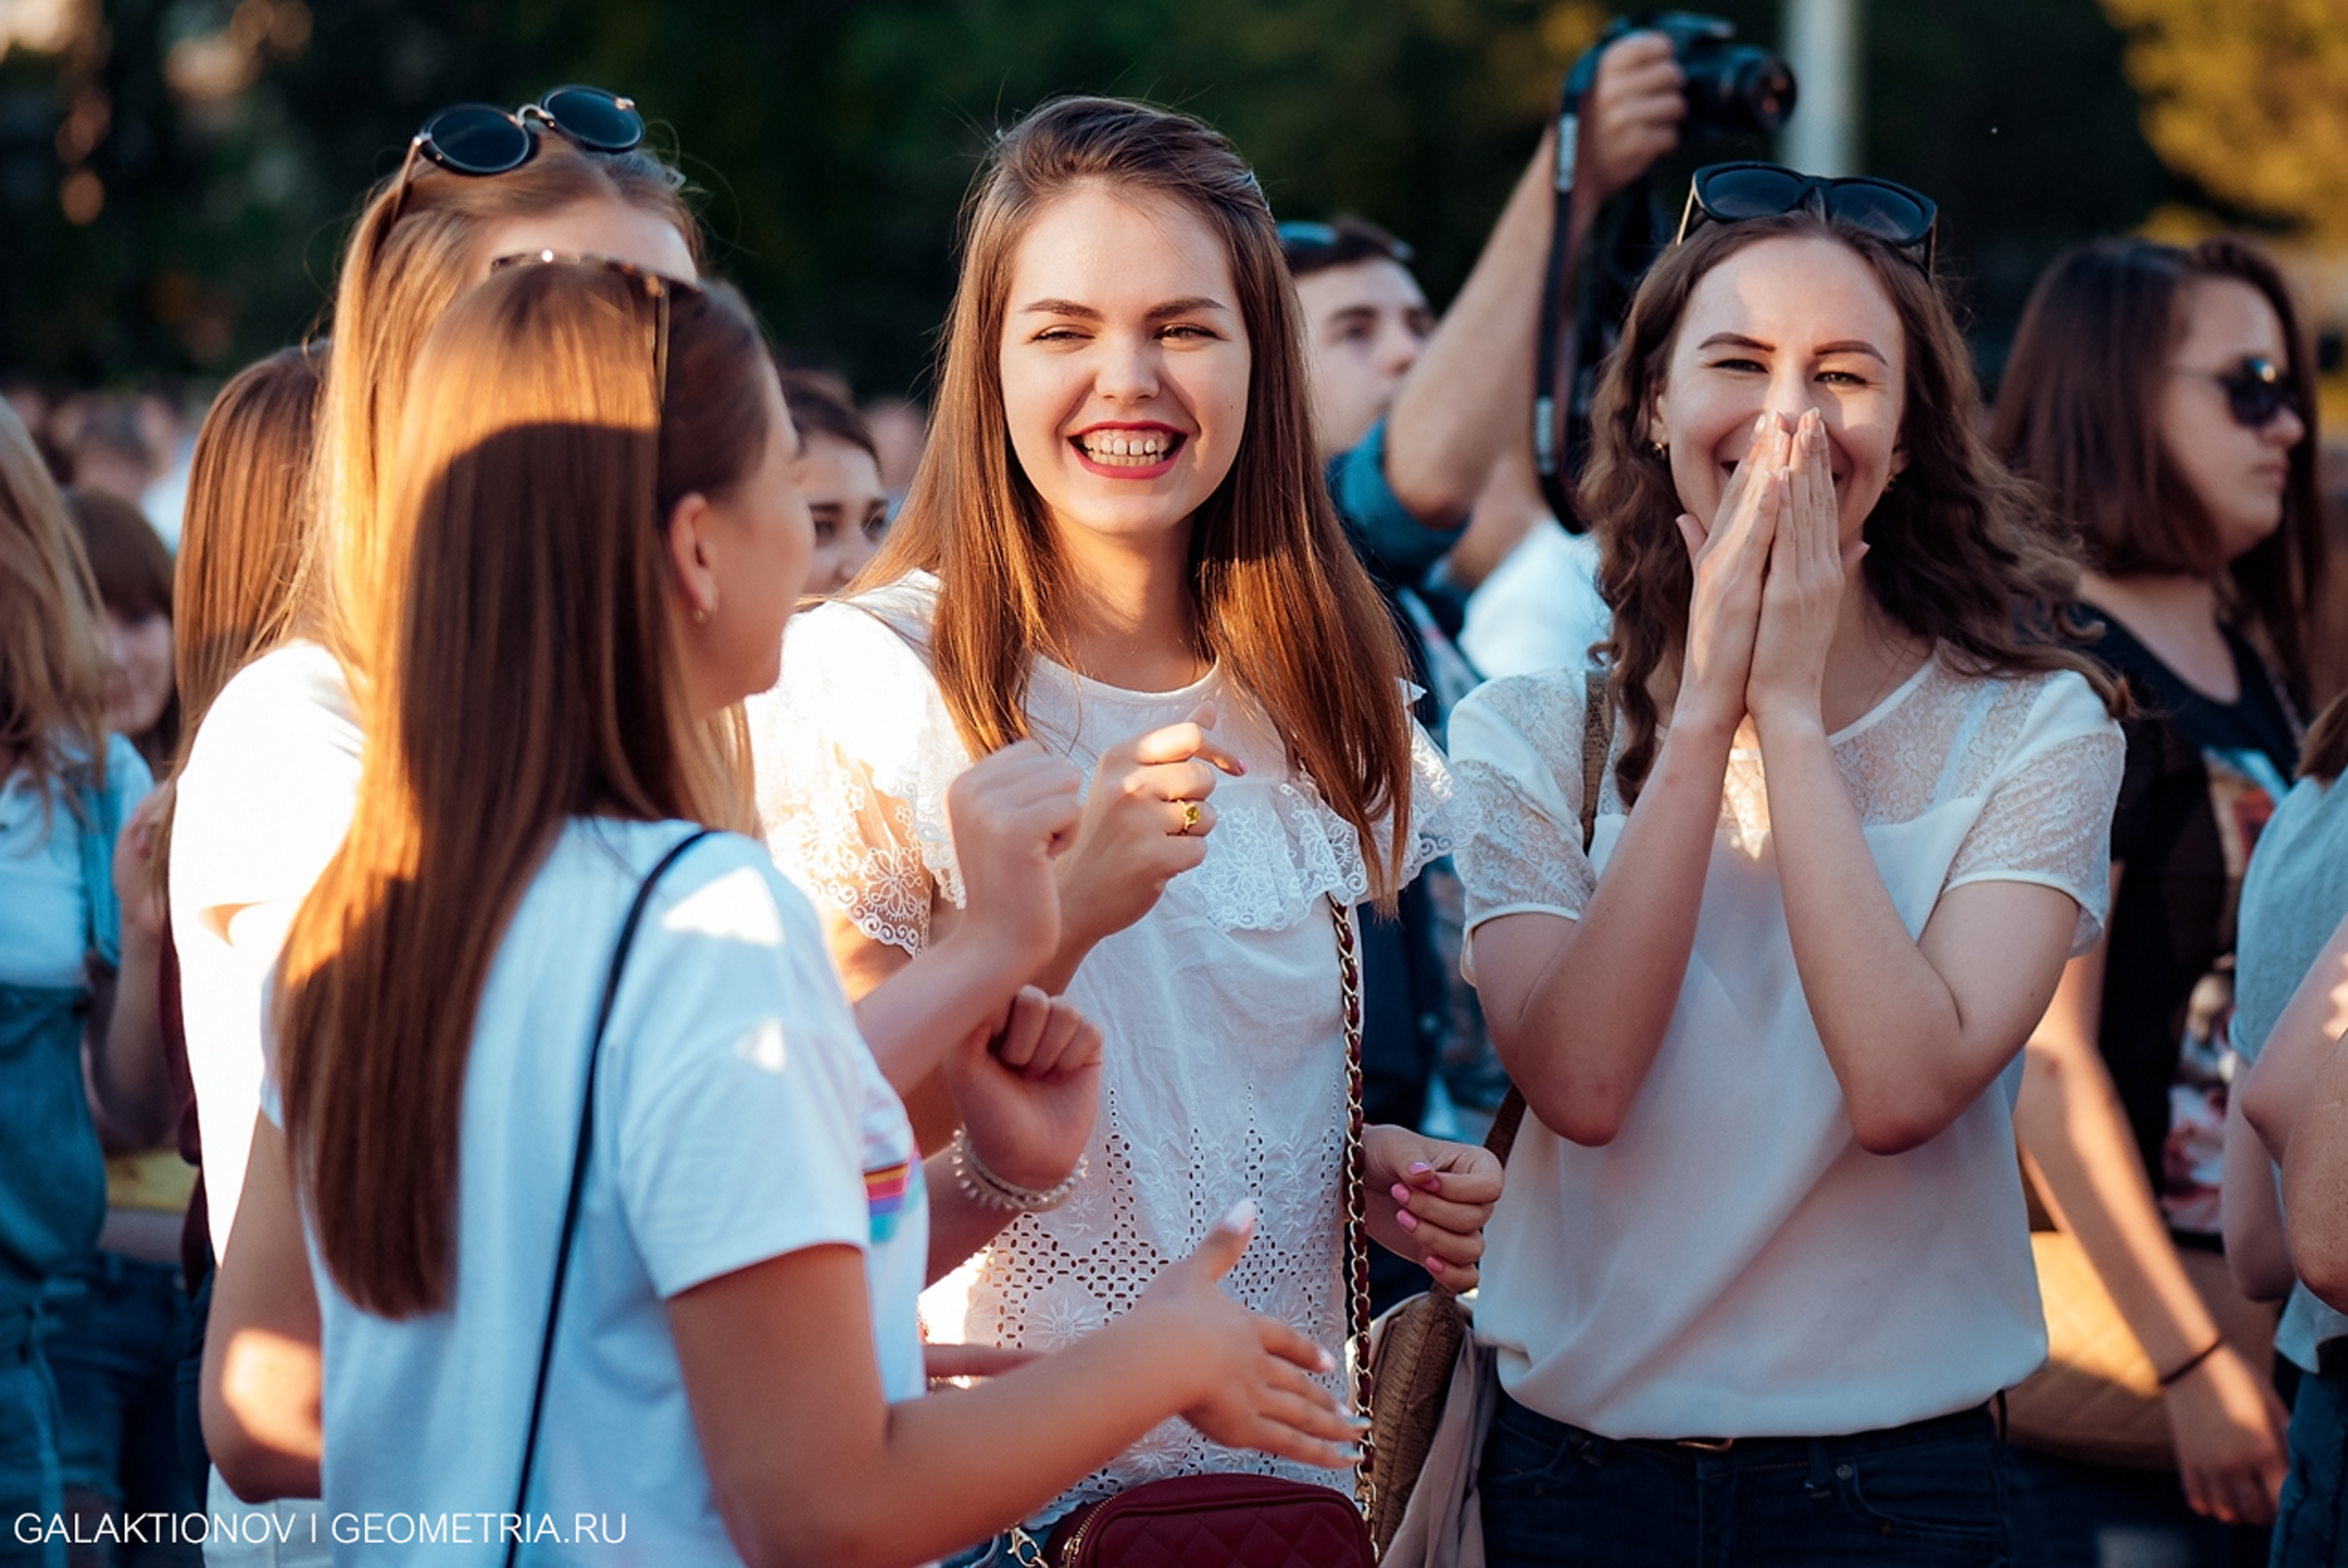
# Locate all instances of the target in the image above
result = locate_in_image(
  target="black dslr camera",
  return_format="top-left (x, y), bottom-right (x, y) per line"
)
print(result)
top-left (1567, 11), bottom-right (1797, 138)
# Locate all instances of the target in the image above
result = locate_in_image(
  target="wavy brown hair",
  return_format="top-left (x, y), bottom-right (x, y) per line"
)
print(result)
top-left (864, 96), bottom-right (1416, 895)
top-left (301, 135), bottom-right (699, 689)
top-left (1989, 237), bottom-right (2326, 706)
top-left (1584, 213), bottom-right (2119, 805)
top-left (277, 265), bottom-right (768, 1317)
top-left (0, 400), bottom-right (109, 813)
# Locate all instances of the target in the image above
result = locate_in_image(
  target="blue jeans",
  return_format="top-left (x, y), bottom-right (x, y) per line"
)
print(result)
top-left (2272, 1364), bottom-right (2348, 1568)
top-left (43, 1253), bottom-right (201, 1565)
top-left (0, 1308), bottom-right (66, 1568)
top-left (1478, 1393), bottom-right (2010, 1566)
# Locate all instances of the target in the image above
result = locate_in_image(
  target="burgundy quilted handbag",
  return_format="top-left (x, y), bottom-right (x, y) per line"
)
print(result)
top-left (1039, 1474), bottom-right (1372, 1568)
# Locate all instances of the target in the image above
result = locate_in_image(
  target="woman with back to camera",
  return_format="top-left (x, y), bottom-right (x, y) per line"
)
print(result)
top-left (1448, 164), bottom-right (2126, 1564)
top-left (198, 258), bottom-right (1355, 1565)
top-left (1990, 238), bottom-right (2323, 1562)
top-left (776, 369), bottom-right (890, 598)
top-left (752, 97), bottom-right (1499, 1556)
top-left (0, 404), bottom-right (171, 1568)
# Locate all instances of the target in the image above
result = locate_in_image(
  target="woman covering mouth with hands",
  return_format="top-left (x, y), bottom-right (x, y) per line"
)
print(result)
top-left (749, 96), bottom-right (1495, 1556)
top-left (1448, 168), bottom-right (2126, 1565)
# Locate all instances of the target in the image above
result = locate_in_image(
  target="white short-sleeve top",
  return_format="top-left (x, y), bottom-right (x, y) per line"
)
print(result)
top-left (748, 573), bottom-right (1456, 1517)
top-left (1448, 654), bottom-right (2123, 1439)
top-left (266, 822), bottom-right (927, 1564)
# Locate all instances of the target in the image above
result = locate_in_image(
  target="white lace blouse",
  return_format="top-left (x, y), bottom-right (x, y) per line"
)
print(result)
top-left (1449, 655), bottom-right (2123, 1438)
top-left (748, 574), bottom-right (1457, 1516)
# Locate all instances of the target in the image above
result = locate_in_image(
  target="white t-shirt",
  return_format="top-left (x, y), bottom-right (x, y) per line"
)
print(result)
top-left (749, 574), bottom-right (1456, 1521)
top-left (1458, 519), bottom-right (1611, 681)
top-left (170, 639), bottom-right (364, 1258)
top-left (0, 733), bottom-right (149, 987)
top-left (268, 821), bottom-right (927, 1564)
top-left (1449, 655), bottom-right (2123, 1437)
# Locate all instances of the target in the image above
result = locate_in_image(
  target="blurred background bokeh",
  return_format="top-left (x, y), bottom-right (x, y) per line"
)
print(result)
top-left (8, 0), bottom-right (2348, 684)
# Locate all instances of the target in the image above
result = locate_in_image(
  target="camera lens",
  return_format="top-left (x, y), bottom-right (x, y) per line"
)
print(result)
top-left (1680, 41), bottom-right (1799, 137)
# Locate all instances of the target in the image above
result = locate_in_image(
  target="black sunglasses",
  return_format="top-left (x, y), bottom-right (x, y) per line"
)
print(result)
top-left (1676, 162), bottom-right (1939, 274)
top-left (385, 86), bottom-right (645, 223)
top-left (1274, 220), bottom-right (1415, 268)
top-left (486, 252), bottom-right (700, 407)
top-left (2181, 356), bottom-right (2301, 431)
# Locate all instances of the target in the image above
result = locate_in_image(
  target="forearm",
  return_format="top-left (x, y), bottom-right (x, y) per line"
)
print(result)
top-left (923, 1150), bottom-right (1013, 1284)
top-left (2016, 1031), bottom-right (2224, 1369)
top-left (855, 928), bottom-right (1038, 1097)
top-left (2222, 1090), bottom-right (2294, 1302)
top-left (2239, 908), bottom-right (2348, 1163)
top-left (1383, 127), bottom-right (1569, 526)
top-left (92, 930), bottom-right (172, 1148)
top-left (2284, 1033), bottom-right (2348, 1308)
top-left (1484, 717), bottom-right (1730, 1143)
top-left (735, 1313), bottom-right (1208, 1568)
top-left (1762, 719), bottom-right (1980, 1151)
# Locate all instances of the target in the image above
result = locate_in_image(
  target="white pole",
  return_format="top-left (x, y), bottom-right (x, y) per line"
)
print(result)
top-left (1781, 0), bottom-right (1861, 177)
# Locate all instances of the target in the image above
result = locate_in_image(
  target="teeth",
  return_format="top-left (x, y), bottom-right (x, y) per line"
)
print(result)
top-left (1079, 431), bottom-right (1175, 464)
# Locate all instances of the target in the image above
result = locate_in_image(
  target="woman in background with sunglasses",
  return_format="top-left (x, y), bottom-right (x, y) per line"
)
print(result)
top-left (1988, 238), bottom-right (2325, 1565)
top-left (1449, 165), bottom-right (2125, 1564)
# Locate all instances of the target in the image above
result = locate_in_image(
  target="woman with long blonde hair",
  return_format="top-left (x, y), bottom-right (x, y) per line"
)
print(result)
top-left (753, 96), bottom-right (1499, 1553)
top-left (199, 258), bottom-right (1353, 1565)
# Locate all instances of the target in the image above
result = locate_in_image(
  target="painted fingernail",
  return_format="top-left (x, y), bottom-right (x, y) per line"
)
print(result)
top-left (1397, 1210), bottom-right (1419, 1232)
top-left (1390, 1183), bottom-right (1412, 1207)
top-left (1219, 1197), bottom-right (1257, 1232)
top-left (1425, 1256), bottom-right (1447, 1273)
top-left (1407, 1161), bottom-right (1433, 1176)
top-left (1317, 1348), bottom-right (1337, 1372)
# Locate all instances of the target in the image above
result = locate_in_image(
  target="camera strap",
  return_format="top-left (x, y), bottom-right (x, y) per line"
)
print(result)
top-left (1533, 89), bottom-right (1583, 528)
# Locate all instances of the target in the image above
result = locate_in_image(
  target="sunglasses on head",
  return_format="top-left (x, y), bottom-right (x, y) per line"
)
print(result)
top-left (1676, 161), bottom-right (1939, 274)
top-left (2181, 356), bottom-right (2301, 431)
top-left (486, 251), bottom-right (699, 407)
top-left (384, 85), bottom-right (646, 224)
top-left (1274, 220), bottom-right (1415, 268)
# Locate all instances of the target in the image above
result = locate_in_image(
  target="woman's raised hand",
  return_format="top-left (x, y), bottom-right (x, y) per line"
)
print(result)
top-left (1137, 1201), bottom-right (1361, 1468)
top-left (1055, 700), bottom-right (1244, 956)
top-left (946, 987), bottom-right (1104, 1194)
top-left (947, 740), bottom-right (1086, 972)
top-left (1746, 409), bottom-right (1862, 732)
top-left (1674, 411), bottom-right (1785, 733)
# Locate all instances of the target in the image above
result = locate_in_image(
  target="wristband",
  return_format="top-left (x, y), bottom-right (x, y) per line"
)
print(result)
top-left (2156, 1336), bottom-right (2225, 1389)
top-left (950, 1128), bottom-right (1085, 1213)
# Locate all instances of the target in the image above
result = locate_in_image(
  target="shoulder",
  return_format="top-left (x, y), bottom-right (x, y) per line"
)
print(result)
top-left (1449, 668), bottom-right (1592, 764)
top-left (190, 641), bottom-right (361, 760)
top-left (100, 734), bottom-right (152, 820)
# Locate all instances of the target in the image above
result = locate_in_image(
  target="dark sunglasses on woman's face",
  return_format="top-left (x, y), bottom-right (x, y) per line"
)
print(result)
top-left (2182, 356), bottom-right (2301, 431)
top-left (1676, 161), bottom-right (1939, 274)
top-left (383, 85), bottom-right (645, 223)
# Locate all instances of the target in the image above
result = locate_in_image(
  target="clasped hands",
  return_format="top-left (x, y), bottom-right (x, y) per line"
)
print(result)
top-left (1675, 408), bottom-right (1865, 739)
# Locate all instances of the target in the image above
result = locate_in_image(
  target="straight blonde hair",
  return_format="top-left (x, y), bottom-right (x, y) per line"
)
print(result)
top-left (865, 97), bottom-right (1416, 898)
top-left (278, 264), bottom-right (769, 1317)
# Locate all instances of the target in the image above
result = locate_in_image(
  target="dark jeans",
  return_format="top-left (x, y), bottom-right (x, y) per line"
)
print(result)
top-left (43, 1254), bottom-right (200, 1567)
top-left (0, 1306), bottom-right (65, 1568)
top-left (1478, 1392), bottom-right (2010, 1566)
top-left (2272, 1363), bottom-right (2348, 1568)
top-left (2004, 1446), bottom-right (2259, 1568)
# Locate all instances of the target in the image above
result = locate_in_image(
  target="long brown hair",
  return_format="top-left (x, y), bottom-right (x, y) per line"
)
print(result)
top-left (1989, 237), bottom-right (2326, 706)
top-left (2303, 692), bottom-right (2348, 786)
top-left (1585, 213), bottom-right (2119, 806)
top-left (301, 136), bottom-right (699, 689)
top-left (0, 400), bottom-right (109, 813)
top-left (277, 264), bottom-right (770, 1317)
top-left (866, 97), bottom-right (1416, 895)
top-left (64, 485), bottom-right (179, 773)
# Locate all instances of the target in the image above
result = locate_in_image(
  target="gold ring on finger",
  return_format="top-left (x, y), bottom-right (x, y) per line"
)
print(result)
top-left (1182, 801), bottom-right (1202, 831)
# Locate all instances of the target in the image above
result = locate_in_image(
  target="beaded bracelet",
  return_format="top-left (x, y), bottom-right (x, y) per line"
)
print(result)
top-left (950, 1128), bottom-right (1085, 1213)
top-left (2156, 1336), bottom-right (2225, 1389)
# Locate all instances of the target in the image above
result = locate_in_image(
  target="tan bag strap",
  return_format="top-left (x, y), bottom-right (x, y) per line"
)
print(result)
top-left (1479, 666), bottom-right (1614, 1171)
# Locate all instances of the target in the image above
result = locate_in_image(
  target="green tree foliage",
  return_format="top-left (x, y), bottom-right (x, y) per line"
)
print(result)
top-left (0, 0), bottom-right (2182, 397)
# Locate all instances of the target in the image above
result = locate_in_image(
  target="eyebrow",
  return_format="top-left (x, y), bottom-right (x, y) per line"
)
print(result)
top-left (1697, 331), bottom-right (1888, 364)
top-left (1017, 296), bottom-right (1230, 320)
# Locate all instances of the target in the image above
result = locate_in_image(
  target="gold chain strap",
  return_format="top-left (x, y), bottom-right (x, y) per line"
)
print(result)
top-left (1330, 894), bottom-right (1377, 1524)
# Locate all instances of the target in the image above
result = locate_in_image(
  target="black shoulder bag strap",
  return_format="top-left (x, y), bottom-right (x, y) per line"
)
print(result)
top-left (505, 826), bottom-right (718, 1566)
top-left (1481, 667), bottom-right (1614, 1166)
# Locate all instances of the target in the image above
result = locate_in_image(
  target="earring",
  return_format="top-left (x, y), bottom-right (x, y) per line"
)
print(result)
top-left (691, 605), bottom-right (710, 624)
top-left (1651, 439), bottom-right (1670, 459)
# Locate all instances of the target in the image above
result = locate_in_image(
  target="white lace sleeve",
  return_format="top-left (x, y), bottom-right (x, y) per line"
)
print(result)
top-left (748, 595), bottom-right (975, 954)
top-left (1943, 671), bottom-right (2124, 955)
top-left (1446, 671), bottom-right (1597, 961)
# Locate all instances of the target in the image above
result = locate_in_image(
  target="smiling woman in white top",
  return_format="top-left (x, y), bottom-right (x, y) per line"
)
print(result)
top-left (199, 258), bottom-right (1355, 1568)
top-left (1449, 169), bottom-right (2127, 1566)
top-left (752, 98), bottom-right (1498, 1549)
